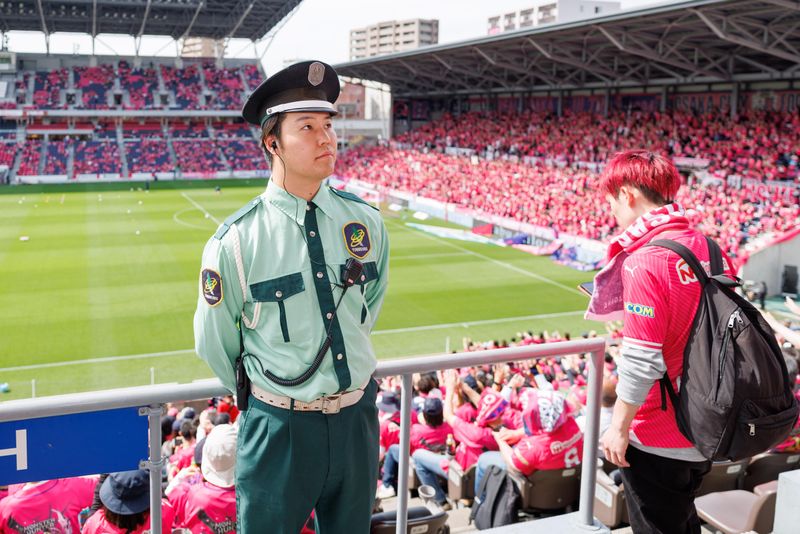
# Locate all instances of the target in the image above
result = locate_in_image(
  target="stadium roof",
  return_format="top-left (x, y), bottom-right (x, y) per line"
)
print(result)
top-left (0, 0), bottom-right (301, 42)
top-left (335, 0), bottom-right (800, 97)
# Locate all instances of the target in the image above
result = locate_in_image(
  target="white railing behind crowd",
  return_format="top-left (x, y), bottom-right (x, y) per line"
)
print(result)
top-left (0, 338), bottom-right (608, 534)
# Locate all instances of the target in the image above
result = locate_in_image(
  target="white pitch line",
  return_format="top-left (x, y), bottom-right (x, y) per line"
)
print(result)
top-left (393, 252), bottom-right (469, 260)
top-left (0, 310), bottom-right (590, 372)
top-left (181, 192), bottom-right (221, 225)
top-left (386, 219), bottom-right (584, 296)
top-left (372, 310), bottom-right (585, 335)
top-left (173, 207), bottom-right (216, 230)
top-left (0, 349), bottom-right (196, 373)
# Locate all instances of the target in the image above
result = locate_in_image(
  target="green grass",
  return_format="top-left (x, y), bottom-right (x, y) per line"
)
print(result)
top-left (0, 183), bottom-right (600, 400)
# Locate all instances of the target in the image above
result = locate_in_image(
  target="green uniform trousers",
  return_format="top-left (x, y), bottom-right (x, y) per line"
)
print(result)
top-left (235, 379), bottom-right (379, 534)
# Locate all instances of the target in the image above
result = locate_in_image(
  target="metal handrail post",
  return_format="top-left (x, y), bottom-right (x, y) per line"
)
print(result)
top-left (145, 404), bottom-right (163, 534)
top-left (577, 348), bottom-right (605, 528)
top-left (395, 373), bottom-right (413, 534)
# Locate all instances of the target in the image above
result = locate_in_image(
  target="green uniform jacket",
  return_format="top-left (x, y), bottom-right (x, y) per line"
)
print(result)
top-left (193, 180), bottom-right (389, 402)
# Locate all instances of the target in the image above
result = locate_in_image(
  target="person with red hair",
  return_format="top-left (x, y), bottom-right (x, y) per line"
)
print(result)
top-left (586, 150), bottom-right (737, 533)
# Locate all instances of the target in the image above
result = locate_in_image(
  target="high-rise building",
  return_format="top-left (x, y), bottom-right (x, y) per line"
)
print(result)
top-left (350, 19), bottom-right (439, 61)
top-left (487, 0), bottom-right (620, 35)
top-left (181, 38), bottom-right (223, 58)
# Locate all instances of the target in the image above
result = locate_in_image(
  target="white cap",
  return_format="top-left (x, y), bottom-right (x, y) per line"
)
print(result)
top-left (201, 424), bottom-right (237, 488)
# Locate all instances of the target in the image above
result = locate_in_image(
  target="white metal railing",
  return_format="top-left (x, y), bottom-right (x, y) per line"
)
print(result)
top-left (0, 338), bottom-right (607, 534)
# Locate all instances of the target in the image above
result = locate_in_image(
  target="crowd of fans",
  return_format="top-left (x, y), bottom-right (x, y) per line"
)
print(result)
top-left (217, 139), bottom-right (263, 171)
top-left (337, 110), bottom-right (800, 260)
top-left (74, 65), bottom-right (116, 109)
top-left (30, 69), bottom-right (68, 108)
top-left (16, 140), bottom-right (42, 176)
top-left (73, 141), bottom-right (122, 175)
top-left (171, 122), bottom-right (209, 139)
top-left (125, 139), bottom-right (173, 174)
top-left (202, 63), bottom-right (245, 110)
top-left (3, 119), bottom-right (261, 179)
top-left (392, 110), bottom-right (800, 182)
top-left (118, 61), bottom-right (159, 110)
top-left (0, 142), bottom-right (17, 168)
top-left (172, 140), bottom-right (227, 173)
top-left (42, 139), bottom-right (71, 175)
top-left (10, 61), bottom-right (260, 111)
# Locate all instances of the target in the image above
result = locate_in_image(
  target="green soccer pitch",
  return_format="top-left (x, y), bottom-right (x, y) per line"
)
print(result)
top-left (0, 180), bottom-right (601, 400)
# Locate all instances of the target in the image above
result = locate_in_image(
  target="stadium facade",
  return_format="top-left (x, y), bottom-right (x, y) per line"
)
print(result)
top-left (334, 0), bottom-right (800, 134)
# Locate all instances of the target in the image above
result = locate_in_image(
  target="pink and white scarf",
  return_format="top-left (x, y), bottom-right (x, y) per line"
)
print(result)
top-left (585, 203), bottom-right (688, 321)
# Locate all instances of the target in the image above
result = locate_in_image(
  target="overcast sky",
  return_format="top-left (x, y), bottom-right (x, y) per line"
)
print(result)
top-left (5, 0), bottom-right (675, 74)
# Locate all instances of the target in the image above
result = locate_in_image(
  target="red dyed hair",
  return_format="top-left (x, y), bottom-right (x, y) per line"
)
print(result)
top-left (598, 150), bottom-right (682, 205)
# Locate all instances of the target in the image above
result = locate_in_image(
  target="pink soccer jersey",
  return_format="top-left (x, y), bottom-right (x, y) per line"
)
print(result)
top-left (177, 481), bottom-right (236, 534)
top-left (409, 422), bottom-right (453, 454)
top-left (620, 227), bottom-right (735, 448)
top-left (510, 417), bottom-right (583, 476)
top-left (0, 477), bottom-right (97, 534)
top-left (451, 417), bottom-right (499, 470)
top-left (81, 500), bottom-right (175, 534)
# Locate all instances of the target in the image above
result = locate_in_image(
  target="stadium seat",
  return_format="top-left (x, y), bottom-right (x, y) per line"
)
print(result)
top-left (696, 458), bottom-right (750, 497)
top-left (370, 507), bottom-right (449, 534)
top-left (593, 467), bottom-right (626, 528)
top-left (753, 479), bottom-right (778, 496)
top-left (508, 466), bottom-right (581, 512)
top-left (742, 452), bottom-right (800, 491)
top-left (695, 482), bottom-right (778, 534)
top-left (446, 460), bottom-right (476, 501)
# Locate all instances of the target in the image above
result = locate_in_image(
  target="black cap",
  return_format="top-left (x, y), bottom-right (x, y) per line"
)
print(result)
top-left (422, 397), bottom-right (443, 416)
top-left (242, 60), bottom-right (340, 127)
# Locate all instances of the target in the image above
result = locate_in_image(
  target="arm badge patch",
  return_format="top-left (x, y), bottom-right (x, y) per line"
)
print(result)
top-left (202, 269), bottom-right (223, 307)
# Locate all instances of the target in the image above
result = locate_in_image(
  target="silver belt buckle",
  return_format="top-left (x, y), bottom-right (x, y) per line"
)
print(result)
top-left (322, 393), bottom-right (343, 414)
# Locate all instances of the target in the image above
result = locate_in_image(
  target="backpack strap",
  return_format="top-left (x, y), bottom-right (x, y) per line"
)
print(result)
top-left (647, 239), bottom-right (709, 283)
top-left (647, 239), bottom-right (706, 412)
top-left (706, 236), bottom-right (724, 276)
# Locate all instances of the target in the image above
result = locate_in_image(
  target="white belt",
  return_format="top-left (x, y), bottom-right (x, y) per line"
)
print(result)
top-left (250, 379), bottom-right (370, 415)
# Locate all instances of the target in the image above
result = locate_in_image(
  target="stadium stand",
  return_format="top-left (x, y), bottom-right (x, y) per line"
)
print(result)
top-left (172, 140), bottom-right (227, 172)
top-left (336, 111), bottom-right (800, 261)
top-left (33, 69), bottom-right (67, 108)
top-left (161, 64), bottom-right (204, 109)
top-left (0, 142), bottom-right (17, 168)
top-left (74, 140), bottom-right (122, 175)
top-left (16, 139), bottom-right (43, 176)
top-left (42, 138), bottom-right (71, 175)
top-left (172, 121), bottom-right (209, 139)
top-left (118, 60), bottom-right (159, 110)
top-left (74, 65), bottom-right (116, 109)
top-left (125, 139), bottom-right (173, 173)
top-left (202, 62), bottom-right (245, 110)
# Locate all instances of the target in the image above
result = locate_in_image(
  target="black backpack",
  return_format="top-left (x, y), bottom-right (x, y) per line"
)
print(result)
top-left (648, 237), bottom-right (799, 462)
top-left (470, 466), bottom-right (520, 530)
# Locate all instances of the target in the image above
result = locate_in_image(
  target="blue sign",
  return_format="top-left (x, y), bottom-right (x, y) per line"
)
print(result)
top-left (0, 407), bottom-right (149, 485)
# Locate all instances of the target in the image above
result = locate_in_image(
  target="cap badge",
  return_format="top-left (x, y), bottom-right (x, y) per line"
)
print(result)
top-left (308, 62), bottom-right (325, 86)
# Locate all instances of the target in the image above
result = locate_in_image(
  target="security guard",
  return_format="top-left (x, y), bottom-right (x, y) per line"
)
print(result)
top-left (193, 60), bottom-right (389, 534)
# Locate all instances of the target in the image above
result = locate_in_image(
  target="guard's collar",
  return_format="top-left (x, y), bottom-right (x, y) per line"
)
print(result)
top-left (263, 179), bottom-right (332, 225)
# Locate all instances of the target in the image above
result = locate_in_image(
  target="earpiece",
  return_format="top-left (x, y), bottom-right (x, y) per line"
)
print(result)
top-left (271, 141), bottom-right (278, 150)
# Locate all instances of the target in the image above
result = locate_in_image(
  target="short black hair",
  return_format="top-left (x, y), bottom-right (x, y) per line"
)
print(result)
top-left (259, 113), bottom-right (286, 167)
top-left (423, 411), bottom-right (444, 428)
top-left (179, 419), bottom-right (196, 440)
top-left (416, 373), bottom-right (438, 394)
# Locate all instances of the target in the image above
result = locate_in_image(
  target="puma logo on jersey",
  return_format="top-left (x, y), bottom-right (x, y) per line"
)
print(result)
top-left (624, 265), bottom-right (639, 276)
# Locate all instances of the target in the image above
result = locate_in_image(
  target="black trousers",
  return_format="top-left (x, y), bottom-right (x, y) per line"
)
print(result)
top-left (620, 444), bottom-right (711, 534)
